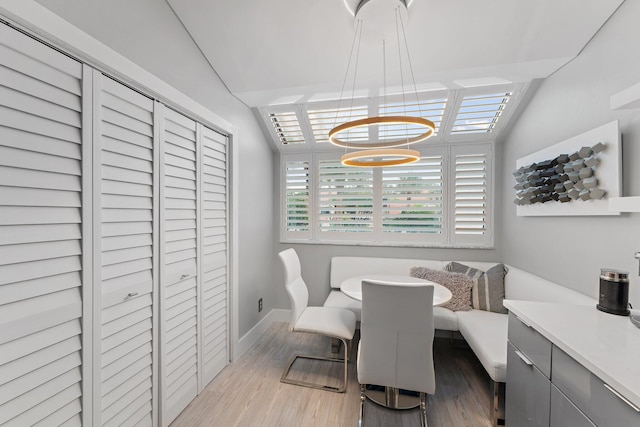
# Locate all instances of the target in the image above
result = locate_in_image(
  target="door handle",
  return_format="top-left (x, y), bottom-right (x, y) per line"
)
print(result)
top-left (604, 383), bottom-right (640, 412)
top-left (514, 349), bottom-right (533, 366)
top-left (515, 315), bottom-right (533, 329)
top-left (125, 292), bottom-right (139, 300)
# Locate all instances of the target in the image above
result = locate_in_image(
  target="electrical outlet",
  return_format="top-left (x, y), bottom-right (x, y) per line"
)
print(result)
top-left (258, 297), bottom-right (263, 312)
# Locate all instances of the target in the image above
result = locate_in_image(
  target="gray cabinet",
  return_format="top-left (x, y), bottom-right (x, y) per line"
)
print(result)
top-left (506, 313), bottom-right (640, 427)
top-left (506, 314), bottom-right (551, 427)
top-left (550, 385), bottom-right (595, 427)
top-left (552, 347), bottom-right (640, 427)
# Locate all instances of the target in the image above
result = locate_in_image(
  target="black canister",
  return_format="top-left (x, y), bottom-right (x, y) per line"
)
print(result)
top-left (596, 269), bottom-right (630, 316)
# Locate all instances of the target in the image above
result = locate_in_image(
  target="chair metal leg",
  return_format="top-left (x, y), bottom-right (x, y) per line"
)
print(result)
top-left (490, 381), bottom-right (505, 426)
top-left (330, 337), bottom-right (341, 354)
top-left (420, 392), bottom-right (428, 427)
top-left (280, 337), bottom-right (349, 393)
top-left (359, 384), bottom-right (366, 427)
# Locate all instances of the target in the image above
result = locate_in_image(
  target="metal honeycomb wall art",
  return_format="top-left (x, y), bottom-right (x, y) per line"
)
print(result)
top-left (513, 142), bottom-right (607, 205)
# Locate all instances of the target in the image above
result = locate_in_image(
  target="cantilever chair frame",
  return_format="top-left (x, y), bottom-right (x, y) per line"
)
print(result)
top-left (281, 334), bottom-right (350, 393)
top-left (279, 248), bottom-right (355, 393)
top-left (359, 385), bottom-right (429, 427)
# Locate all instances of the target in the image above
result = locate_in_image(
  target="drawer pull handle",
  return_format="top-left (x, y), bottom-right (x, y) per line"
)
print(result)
top-left (180, 274), bottom-right (189, 280)
top-left (604, 383), bottom-right (640, 412)
top-left (516, 315), bottom-right (533, 329)
top-left (514, 349), bottom-right (533, 366)
top-left (125, 292), bottom-right (138, 300)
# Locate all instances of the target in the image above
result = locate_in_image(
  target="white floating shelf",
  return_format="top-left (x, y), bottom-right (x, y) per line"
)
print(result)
top-left (611, 82), bottom-right (640, 110)
top-left (609, 196), bottom-right (640, 212)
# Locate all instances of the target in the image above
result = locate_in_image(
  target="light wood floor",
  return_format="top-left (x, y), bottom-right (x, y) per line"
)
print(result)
top-left (171, 322), bottom-right (494, 427)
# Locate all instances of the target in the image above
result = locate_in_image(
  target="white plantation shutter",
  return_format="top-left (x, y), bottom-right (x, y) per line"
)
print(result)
top-left (95, 74), bottom-right (155, 427)
top-left (0, 23), bottom-right (85, 427)
top-left (282, 144), bottom-right (493, 247)
top-left (381, 153), bottom-right (446, 243)
top-left (307, 104), bottom-right (369, 144)
top-left (267, 110), bottom-right (305, 145)
top-left (451, 92), bottom-right (511, 135)
top-left (199, 127), bottom-right (229, 386)
top-left (160, 108), bottom-right (199, 425)
top-left (282, 155), bottom-right (311, 240)
top-left (451, 144), bottom-right (492, 246)
top-left (378, 96), bottom-right (448, 137)
top-left (317, 157), bottom-right (374, 238)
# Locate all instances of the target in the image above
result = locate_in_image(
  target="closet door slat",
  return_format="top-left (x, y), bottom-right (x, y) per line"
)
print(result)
top-left (161, 108), bottom-right (199, 425)
top-left (96, 74), bottom-right (155, 426)
top-left (200, 127), bottom-right (229, 386)
top-left (0, 23), bottom-right (85, 427)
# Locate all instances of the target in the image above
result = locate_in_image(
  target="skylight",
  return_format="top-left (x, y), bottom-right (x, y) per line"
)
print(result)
top-left (379, 97), bottom-right (447, 139)
top-left (258, 83), bottom-right (528, 149)
top-left (451, 92), bottom-right (511, 135)
top-left (268, 111), bottom-right (305, 145)
top-left (307, 104), bottom-right (369, 144)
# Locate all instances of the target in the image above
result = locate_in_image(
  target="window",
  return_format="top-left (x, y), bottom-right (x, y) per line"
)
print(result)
top-left (451, 92), bottom-right (511, 135)
top-left (317, 158), bottom-right (374, 238)
top-left (259, 84), bottom-right (528, 148)
top-left (381, 155), bottom-right (444, 239)
top-left (379, 96), bottom-right (447, 137)
top-left (307, 103), bottom-right (369, 144)
top-left (268, 110), bottom-right (305, 145)
top-left (282, 156), bottom-right (311, 240)
top-left (281, 143), bottom-right (493, 247)
top-left (451, 145), bottom-right (490, 246)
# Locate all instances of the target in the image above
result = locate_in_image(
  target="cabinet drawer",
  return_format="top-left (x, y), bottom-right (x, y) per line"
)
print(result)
top-left (508, 312), bottom-right (552, 378)
top-left (506, 341), bottom-right (550, 427)
top-left (552, 346), bottom-right (640, 427)
top-left (551, 384), bottom-right (595, 427)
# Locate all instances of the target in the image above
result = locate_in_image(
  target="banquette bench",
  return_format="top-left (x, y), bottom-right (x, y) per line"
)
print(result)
top-left (322, 256), bottom-right (596, 426)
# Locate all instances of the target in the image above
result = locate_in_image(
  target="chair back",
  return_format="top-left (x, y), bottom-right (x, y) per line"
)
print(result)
top-left (358, 280), bottom-right (435, 394)
top-left (278, 248), bottom-right (309, 330)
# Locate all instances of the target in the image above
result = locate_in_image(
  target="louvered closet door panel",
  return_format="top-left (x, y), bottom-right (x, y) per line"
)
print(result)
top-left (200, 127), bottom-right (229, 386)
top-left (97, 75), bottom-right (155, 427)
top-left (0, 23), bottom-right (84, 427)
top-left (161, 108), bottom-right (198, 425)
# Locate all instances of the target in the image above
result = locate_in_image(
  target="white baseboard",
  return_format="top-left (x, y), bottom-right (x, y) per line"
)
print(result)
top-left (233, 309), bottom-right (290, 360)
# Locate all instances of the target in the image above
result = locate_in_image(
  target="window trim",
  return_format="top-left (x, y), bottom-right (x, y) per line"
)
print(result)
top-left (280, 142), bottom-right (494, 248)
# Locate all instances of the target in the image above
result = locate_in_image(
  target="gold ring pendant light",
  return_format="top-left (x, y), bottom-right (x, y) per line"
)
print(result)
top-left (329, 0), bottom-right (434, 167)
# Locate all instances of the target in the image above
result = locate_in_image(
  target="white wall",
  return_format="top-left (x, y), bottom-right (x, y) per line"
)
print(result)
top-left (32, 0), bottom-right (276, 337)
top-left (500, 0), bottom-right (640, 306)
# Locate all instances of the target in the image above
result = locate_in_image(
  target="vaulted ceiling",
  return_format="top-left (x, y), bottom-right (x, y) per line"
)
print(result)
top-left (167, 0), bottom-right (624, 107)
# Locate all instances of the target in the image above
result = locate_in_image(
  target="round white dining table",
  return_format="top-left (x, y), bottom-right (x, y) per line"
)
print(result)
top-left (340, 274), bottom-right (452, 306)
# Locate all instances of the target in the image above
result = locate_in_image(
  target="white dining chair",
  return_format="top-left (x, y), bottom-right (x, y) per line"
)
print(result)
top-left (279, 248), bottom-right (356, 392)
top-left (357, 279), bottom-right (435, 426)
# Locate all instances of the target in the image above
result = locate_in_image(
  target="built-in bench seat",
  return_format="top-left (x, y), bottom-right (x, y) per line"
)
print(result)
top-left (323, 256), bottom-right (596, 426)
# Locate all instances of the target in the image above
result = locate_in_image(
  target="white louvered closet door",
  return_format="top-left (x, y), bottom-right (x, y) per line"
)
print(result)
top-left (160, 108), bottom-right (199, 425)
top-left (0, 24), bottom-right (88, 427)
top-left (200, 127), bottom-right (229, 386)
top-left (94, 73), bottom-right (156, 427)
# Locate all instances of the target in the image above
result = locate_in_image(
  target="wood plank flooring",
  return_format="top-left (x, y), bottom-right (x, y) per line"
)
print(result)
top-left (171, 322), bottom-right (494, 427)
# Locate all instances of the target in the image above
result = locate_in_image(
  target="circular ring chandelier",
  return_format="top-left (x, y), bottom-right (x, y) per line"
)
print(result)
top-left (328, 115), bottom-right (435, 148)
top-left (330, 0), bottom-right (435, 167)
top-left (341, 148), bottom-right (421, 167)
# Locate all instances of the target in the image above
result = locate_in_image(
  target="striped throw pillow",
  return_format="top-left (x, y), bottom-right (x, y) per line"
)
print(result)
top-left (445, 262), bottom-right (508, 314)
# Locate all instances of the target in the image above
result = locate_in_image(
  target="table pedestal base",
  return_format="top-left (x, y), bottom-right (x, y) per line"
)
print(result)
top-left (365, 385), bottom-right (420, 409)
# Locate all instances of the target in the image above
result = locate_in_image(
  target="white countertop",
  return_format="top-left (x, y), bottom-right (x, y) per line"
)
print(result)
top-left (504, 300), bottom-right (640, 409)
